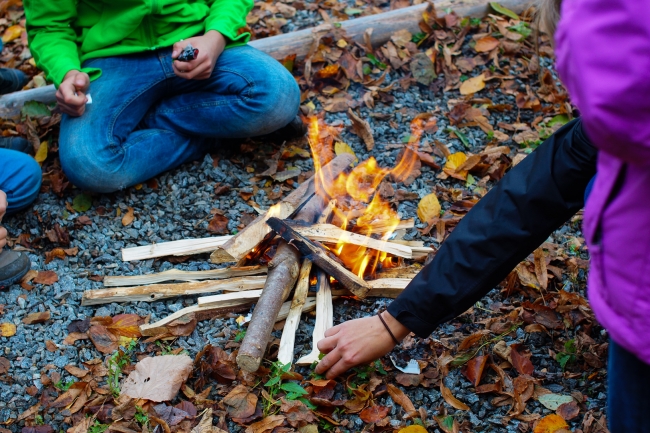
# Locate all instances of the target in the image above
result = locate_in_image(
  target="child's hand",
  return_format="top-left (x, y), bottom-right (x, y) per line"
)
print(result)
top-left (56, 70), bottom-right (90, 117)
top-left (314, 312), bottom-right (410, 379)
top-left (0, 190), bottom-right (7, 249)
top-left (172, 30), bottom-right (226, 80)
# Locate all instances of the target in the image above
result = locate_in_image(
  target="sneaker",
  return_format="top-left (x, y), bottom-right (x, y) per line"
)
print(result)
top-left (0, 68), bottom-right (27, 95)
top-left (0, 250), bottom-right (30, 290)
top-left (259, 115), bottom-right (307, 143)
top-left (0, 136), bottom-right (30, 153)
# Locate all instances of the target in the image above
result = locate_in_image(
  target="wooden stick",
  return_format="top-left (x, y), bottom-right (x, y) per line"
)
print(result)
top-left (213, 154), bottom-right (355, 264)
top-left (103, 265), bottom-right (267, 287)
top-left (277, 259), bottom-right (313, 365)
top-left (291, 223), bottom-right (412, 258)
top-left (296, 271), bottom-right (333, 366)
top-left (267, 217), bottom-right (371, 298)
top-left (122, 235), bottom-right (232, 261)
top-left (81, 276), bottom-right (267, 306)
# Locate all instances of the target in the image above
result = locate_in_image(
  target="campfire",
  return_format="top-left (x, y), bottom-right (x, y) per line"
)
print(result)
top-left (82, 117), bottom-right (433, 371)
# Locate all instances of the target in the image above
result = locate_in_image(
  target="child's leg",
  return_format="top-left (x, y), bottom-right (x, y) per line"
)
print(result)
top-left (59, 53), bottom-right (208, 193)
top-left (141, 45), bottom-right (300, 139)
top-left (0, 149), bottom-right (41, 214)
top-left (608, 340), bottom-right (650, 431)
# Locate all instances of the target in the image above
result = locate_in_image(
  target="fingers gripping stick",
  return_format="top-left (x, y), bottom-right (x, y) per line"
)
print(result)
top-left (177, 43), bottom-right (199, 62)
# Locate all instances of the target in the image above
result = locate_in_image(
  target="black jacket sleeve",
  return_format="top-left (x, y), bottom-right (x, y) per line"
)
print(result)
top-left (388, 119), bottom-right (598, 337)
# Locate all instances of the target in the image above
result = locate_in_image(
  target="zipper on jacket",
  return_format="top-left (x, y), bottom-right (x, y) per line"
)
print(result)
top-left (145, 0), bottom-right (158, 50)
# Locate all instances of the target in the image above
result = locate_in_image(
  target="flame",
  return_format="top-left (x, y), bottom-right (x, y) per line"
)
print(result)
top-left (307, 116), bottom-right (420, 278)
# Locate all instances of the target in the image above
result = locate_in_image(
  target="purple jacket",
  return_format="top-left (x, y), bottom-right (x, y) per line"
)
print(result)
top-left (555, 0), bottom-right (650, 363)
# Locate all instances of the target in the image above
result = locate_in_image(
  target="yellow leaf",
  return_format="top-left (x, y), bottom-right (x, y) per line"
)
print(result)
top-left (337, 39), bottom-right (348, 48)
top-left (417, 193), bottom-right (441, 223)
top-left (399, 426), bottom-right (428, 433)
top-left (0, 323), bottom-right (16, 337)
top-left (460, 74), bottom-right (485, 95)
top-left (2, 25), bottom-right (23, 43)
top-left (118, 336), bottom-right (136, 348)
top-left (533, 414), bottom-right (569, 433)
top-left (122, 207), bottom-right (134, 226)
top-left (334, 141), bottom-right (358, 164)
top-left (444, 152), bottom-right (467, 171)
top-left (34, 141), bottom-right (48, 164)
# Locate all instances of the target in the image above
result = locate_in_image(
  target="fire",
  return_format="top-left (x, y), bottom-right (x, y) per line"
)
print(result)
top-left (307, 116), bottom-right (420, 278)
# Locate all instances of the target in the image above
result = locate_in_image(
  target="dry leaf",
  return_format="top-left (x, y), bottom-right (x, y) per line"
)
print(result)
top-left (223, 385), bottom-right (257, 419)
top-left (122, 207), bottom-right (135, 226)
top-left (460, 74), bottom-right (486, 95)
top-left (359, 405), bottom-right (390, 423)
top-left (461, 355), bottom-right (488, 387)
top-left (0, 356), bottom-right (9, 374)
top-left (244, 415), bottom-right (285, 433)
top-left (334, 141), bottom-right (358, 164)
top-left (22, 311), bottom-right (51, 325)
top-left (207, 214), bottom-right (229, 234)
top-left (33, 270), bottom-right (58, 285)
top-left (122, 355), bottom-right (193, 402)
top-left (386, 383), bottom-right (416, 413)
top-left (108, 314), bottom-right (144, 338)
top-left (347, 109), bottom-right (375, 150)
top-left (66, 417), bottom-right (93, 433)
top-left (510, 344), bottom-right (535, 375)
top-left (440, 381), bottom-right (470, 410)
top-left (556, 401), bottom-right (580, 421)
top-left (34, 141), bottom-right (48, 164)
top-left (417, 193), bottom-right (441, 223)
top-left (475, 36), bottom-right (499, 52)
top-left (0, 323), bottom-right (16, 337)
top-left (398, 426), bottom-right (428, 433)
top-left (533, 414), bottom-right (569, 433)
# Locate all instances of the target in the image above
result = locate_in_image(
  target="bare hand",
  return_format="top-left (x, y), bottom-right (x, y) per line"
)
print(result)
top-left (56, 70), bottom-right (90, 117)
top-left (315, 311), bottom-right (411, 379)
top-left (0, 190), bottom-right (7, 249)
top-left (172, 30), bottom-right (226, 80)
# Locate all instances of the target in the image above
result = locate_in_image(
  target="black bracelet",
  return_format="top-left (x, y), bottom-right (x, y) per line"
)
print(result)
top-left (377, 311), bottom-right (400, 346)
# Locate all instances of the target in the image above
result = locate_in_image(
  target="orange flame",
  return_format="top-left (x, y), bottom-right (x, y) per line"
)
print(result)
top-left (307, 116), bottom-right (420, 278)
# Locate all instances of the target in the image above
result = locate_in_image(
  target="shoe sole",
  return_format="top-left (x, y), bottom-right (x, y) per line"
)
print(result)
top-left (0, 265), bottom-right (30, 290)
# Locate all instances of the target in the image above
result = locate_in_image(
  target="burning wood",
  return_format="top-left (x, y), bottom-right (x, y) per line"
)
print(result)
top-left (103, 265), bottom-right (267, 287)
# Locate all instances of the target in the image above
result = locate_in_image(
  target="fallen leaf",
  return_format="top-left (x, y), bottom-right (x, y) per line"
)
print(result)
top-left (122, 207), bottom-right (135, 226)
top-left (460, 74), bottom-right (486, 95)
top-left (2, 24), bottom-right (23, 43)
top-left (386, 384), bottom-right (416, 413)
top-left (395, 373), bottom-right (422, 387)
top-left (417, 193), bottom-right (441, 223)
top-left (334, 141), bottom-right (358, 164)
top-left (22, 311), bottom-right (51, 325)
top-left (533, 414), bottom-right (569, 433)
top-left (0, 356), bottom-right (9, 374)
top-left (475, 36), bottom-right (499, 52)
top-left (88, 325), bottom-right (119, 354)
top-left (0, 323), bottom-right (16, 337)
top-left (347, 109), bottom-right (375, 150)
top-left (66, 416), bottom-right (93, 433)
top-left (440, 381), bottom-right (470, 410)
top-left (538, 394), bottom-right (574, 410)
top-left (434, 415), bottom-right (460, 433)
top-left (556, 400), bottom-right (580, 421)
top-left (34, 141), bottom-right (48, 164)
top-left (490, 2), bottom-right (520, 19)
top-left (33, 270), bottom-right (58, 285)
top-left (72, 194), bottom-right (92, 212)
top-left (22, 427), bottom-right (54, 433)
top-left (244, 414), bottom-right (285, 433)
top-left (410, 52), bottom-right (437, 86)
top-left (359, 405), bottom-right (390, 423)
top-left (107, 314), bottom-right (144, 338)
top-left (121, 355), bottom-right (193, 402)
top-left (207, 214), bottom-right (229, 234)
top-left (511, 344), bottom-right (535, 375)
top-left (223, 385), bottom-right (257, 419)
top-left (280, 398), bottom-right (318, 427)
top-left (398, 426), bottom-right (428, 433)
top-left (461, 355), bottom-right (488, 386)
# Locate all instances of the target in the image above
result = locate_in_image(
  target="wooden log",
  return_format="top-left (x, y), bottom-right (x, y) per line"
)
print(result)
top-left (277, 259), bottom-right (313, 365)
top-left (0, 0), bottom-right (530, 119)
top-left (81, 276), bottom-right (267, 306)
top-left (122, 235), bottom-right (232, 262)
top-left (103, 265), bottom-right (267, 287)
top-left (213, 153), bottom-right (355, 264)
top-left (291, 223), bottom-right (412, 258)
top-left (296, 270), bottom-right (333, 366)
top-left (267, 217), bottom-right (372, 298)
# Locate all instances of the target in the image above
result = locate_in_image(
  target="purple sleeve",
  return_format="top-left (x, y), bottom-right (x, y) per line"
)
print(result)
top-left (554, 0), bottom-right (650, 166)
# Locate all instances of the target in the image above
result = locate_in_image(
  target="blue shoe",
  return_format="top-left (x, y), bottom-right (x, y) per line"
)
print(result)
top-left (0, 250), bottom-right (30, 290)
top-left (0, 68), bottom-right (27, 95)
top-left (0, 136), bottom-right (30, 153)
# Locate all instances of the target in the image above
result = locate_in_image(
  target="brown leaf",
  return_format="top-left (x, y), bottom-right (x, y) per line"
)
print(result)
top-left (63, 332), bottom-right (89, 345)
top-left (244, 414), bottom-right (285, 433)
top-left (556, 401), bottom-right (580, 421)
top-left (22, 311), bottom-right (51, 325)
top-left (33, 271), bottom-right (58, 285)
top-left (0, 356), bottom-right (9, 374)
top-left (121, 355), bottom-right (193, 402)
top-left (66, 417), bottom-right (93, 433)
top-left (511, 344), bottom-right (535, 376)
top-left (88, 325), bottom-right (119, 354)
top-left (359, 405), bottom-right (390, 423)
top-left (474, 36), bottom-right (499, 52)
top-left (22, 427), bottom-right (54, 433)
top-left (458, 331), bottom-right (489, 351)
top-left (107, 314), bottom-right (144, 338)
top-left (280, 398), bottom-right (317, 428)
top-left (459, 74), bottom-right (485, 95)
top-left (394, 373), bottom-right (422, 387)
top-left (45, 248), bottom-right (66, 264)
top-left (533, 414), bottom-right (569, 433)
top-left (386, 383), bottom-right (416, 413)
top-left (50, 382), bottom-right (86, 408)
top-left (347, 109), bottom-right (375, 150)
top-left (223, 384), bottom-right (258, 419)
top-left (214, 183), bottom-right (231, 196)
top-left (65, 365), bottom-right (90, 378)
top-left (207, 214), bottom-right (229, 234)
top-left (122, 207), bottom-right (135, 226)
top-left (461, 355), bottom-right (488, 387)
top-left (440, 381), bottom-right (470, 410)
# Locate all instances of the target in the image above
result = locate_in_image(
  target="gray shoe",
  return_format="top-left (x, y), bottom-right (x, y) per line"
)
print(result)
top-left (0, 136), bottom-right (30, 153)
top-left (0, 250), bottom-right (30, 290)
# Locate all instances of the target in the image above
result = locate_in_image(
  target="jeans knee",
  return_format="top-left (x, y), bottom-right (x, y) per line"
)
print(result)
top-left (2, 152), bottom-right (41, 214)
top-left (247, 65), bottom-right (300, 134)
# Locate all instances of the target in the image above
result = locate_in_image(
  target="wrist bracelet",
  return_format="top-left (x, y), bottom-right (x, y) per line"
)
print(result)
top-left (377, 311), bottom-right (400, 346)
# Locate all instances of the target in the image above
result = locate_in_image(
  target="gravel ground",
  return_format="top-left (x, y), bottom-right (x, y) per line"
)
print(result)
top-left (1, 5), bottom-right (608, 432)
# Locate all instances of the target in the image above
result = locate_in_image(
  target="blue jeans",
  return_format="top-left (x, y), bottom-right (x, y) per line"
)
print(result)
top-left (0, 149), bottom-right (41, 214)
top-left (60, 45), bottom-right (300, 192)
top-left (608, 340), bottom-right (650, 431)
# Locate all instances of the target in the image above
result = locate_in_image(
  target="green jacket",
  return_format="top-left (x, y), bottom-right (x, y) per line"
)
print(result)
top-left (24, 0), bottom-right (253, 87)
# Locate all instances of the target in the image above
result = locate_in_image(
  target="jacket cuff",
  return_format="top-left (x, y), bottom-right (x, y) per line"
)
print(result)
top-left (204, 20), bottom-right (250, 45)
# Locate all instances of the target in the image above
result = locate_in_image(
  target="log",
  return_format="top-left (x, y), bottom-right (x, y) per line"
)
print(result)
top-left (81, 276), bottom-right (267, 306)
top-left (213, 153), bottom-right (355, 264)
top-left (122, 235), bottom-right (232, 261)
top-left (267, 217), bottom-right (371, 298)
top-left (0, 0), bottom-right (530, 119)
top-left (296, 270), bottom-right (333, 366)
top-left (291, 223), bottom-right (412, 258)
top-left (277, 259), bottom-right (313, 365)
top-left (103, 265), bottom-right (267, 287)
